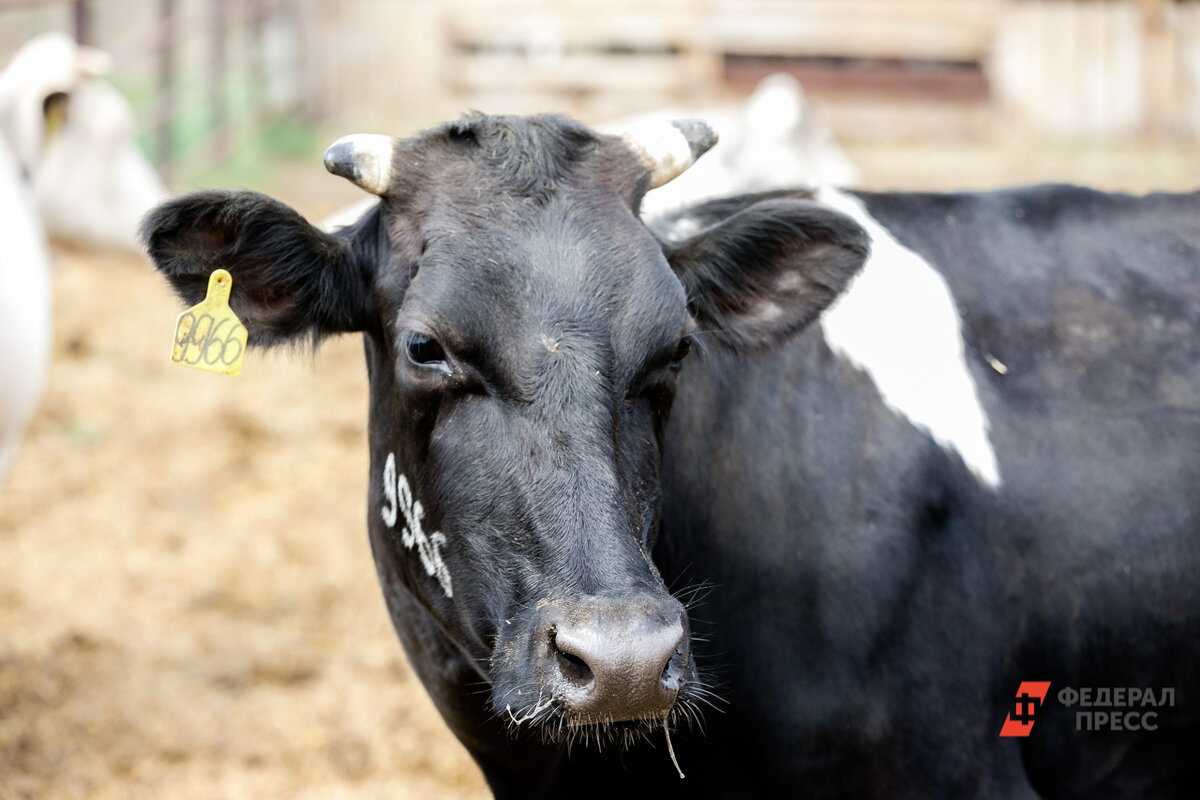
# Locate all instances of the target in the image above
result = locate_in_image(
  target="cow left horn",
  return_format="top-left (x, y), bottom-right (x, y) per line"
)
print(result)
top-left (621, 119), bottom-right (718, 189)
top-left (323, 134), bottom-right (397, 195)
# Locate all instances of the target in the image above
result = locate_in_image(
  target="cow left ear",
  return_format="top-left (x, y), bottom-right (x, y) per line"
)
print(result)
top-left (142, 190), bottom-right (377, 347)
top-left (664, 196), bottom-right (869, 350)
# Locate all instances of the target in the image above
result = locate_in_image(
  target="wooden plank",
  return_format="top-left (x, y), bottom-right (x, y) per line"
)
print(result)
top-left (708, 0), bottom-right (999, 62)
top-left (447, 0), bottom-right (700, 16)
top-left (1142, 0), bottom-right (1176, 135)
top-left (1105, 0), bottom-right (1145, 136)
top-left (820, 95), bottom-right (995, 141)
top-left (447, 0), bottom-right (999, 61)
top-left (0, 0), bottom-right (73, 9)
top-left (448, 51), bottom-right (701, 94)
top-left (993, 0), bottom-right (1150, 138)
top-left (318, 0), bottom-right (452, 133)
top-left (443, 0), bottom-right (720, 105)
top-left (445, 86), bottom-right (687, 123)
top-left (726, 57), bottom-right (989, 101)
top-left (446, 8), bottom-right (704, 51)
top-left (1181, 1), bottom-right (1200, 135)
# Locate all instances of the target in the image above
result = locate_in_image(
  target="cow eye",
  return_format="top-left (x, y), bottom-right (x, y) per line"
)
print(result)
top-left (405, 332), bottom-right (447, 369)
top-left (669, 336), bottom-right (692, 372)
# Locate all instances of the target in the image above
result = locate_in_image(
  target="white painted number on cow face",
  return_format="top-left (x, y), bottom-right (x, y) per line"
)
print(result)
top-left (380, 452), bottom-right (453, 597)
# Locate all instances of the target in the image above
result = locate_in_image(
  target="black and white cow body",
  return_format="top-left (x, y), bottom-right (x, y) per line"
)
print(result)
top-left (142, 115), bottom-right (1200, 799)
top-left (654, 185), bottom-right (1200, 797)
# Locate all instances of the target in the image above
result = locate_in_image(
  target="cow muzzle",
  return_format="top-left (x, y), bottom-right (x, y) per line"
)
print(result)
top-left (533, 595), bottom-right (689, 723)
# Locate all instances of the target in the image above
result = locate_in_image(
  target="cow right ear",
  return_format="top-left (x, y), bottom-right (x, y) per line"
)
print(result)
top-left (141, 190), bottom-right (377, 347)
top-left (663, 196), bottom-right (869, 350)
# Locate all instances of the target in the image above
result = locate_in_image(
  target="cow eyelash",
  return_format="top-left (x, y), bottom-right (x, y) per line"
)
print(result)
top-left (668, 336), bottom-right (692, 372)
top-left (632, 336), bottom-right (693, 400)
top-left (402, 331), bottom-right (451, 374)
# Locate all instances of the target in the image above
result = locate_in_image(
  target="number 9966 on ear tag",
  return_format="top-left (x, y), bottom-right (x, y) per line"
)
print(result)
top-left (170, 269), bottom-right (247, 376)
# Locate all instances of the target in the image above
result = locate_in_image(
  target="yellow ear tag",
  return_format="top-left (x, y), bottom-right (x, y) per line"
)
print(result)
top-left (170, 269), bottom-right (248, 376)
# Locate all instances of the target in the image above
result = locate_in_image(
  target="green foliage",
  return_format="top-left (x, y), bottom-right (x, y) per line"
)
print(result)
top-left (108, 58), bottom-right (321, 194)
top-left (183, 118), bottom-right (323, 191)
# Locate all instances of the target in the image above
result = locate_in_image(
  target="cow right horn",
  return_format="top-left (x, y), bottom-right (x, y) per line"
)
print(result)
top-left (324, 134), bottom-right (397, 196)
top-left (621, 119), bottom-right (719, 189)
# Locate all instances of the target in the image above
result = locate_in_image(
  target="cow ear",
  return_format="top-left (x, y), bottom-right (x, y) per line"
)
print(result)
top-left (141, 190), bottom-right (376, 347)
top-left (664, 196), bottom-right (869, 350)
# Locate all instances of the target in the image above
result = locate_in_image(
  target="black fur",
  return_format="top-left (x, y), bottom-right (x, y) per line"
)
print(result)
top-left (663, 195), bottom-right (870, 349)
top-left (140, 189), bottom-right (378, 346)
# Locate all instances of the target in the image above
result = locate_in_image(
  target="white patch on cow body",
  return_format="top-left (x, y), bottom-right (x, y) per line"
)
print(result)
top-left (0, 130), bottom-right (51, 482)
top-left (816, 187), bottom-right (1002, 488)
top-left (380, 452), bottom-right (453, 597)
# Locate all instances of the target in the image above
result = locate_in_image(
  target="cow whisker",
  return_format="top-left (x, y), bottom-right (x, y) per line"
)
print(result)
top-left (663, 715), bottom-right (685, 779)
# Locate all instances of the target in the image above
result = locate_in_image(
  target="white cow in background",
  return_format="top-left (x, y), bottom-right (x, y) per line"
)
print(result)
top-left (597, 73), bottom-right (861, 221)
top-left (0, 122), bottom-right (50, 482)
top-left (0, 32), bottom-right (167, 252)
top-left (0, 33), bottom-right (168, 483)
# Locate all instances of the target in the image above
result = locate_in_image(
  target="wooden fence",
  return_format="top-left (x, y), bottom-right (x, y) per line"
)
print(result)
top-left (0, 0), bottom-right (308, 183)
top-left (4, 0), bottom-right (1199, 152)
top-left (306, 0), bottom-right (999, 135)
top-left (995, 0), bottom-right (1200, 138)
top-left (424, 0), bottom-right (1200, 139)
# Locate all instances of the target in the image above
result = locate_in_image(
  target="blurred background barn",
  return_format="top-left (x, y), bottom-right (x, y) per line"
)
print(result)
top-left (1, 2), bottom-right (1198, 799)
top-left (2, 0), bottom-right (1199, 191)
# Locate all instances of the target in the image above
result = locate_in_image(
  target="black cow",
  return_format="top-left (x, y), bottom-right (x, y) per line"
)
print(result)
top-left (142, 114), bottom-right (1200, 799)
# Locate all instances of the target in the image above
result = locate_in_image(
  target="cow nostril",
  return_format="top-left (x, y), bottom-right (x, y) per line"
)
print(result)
top-left (555, 648), bottom-right (594, 688)
top-left (660, 640), bottom-right (688, 691)
top-left (550, 630), bottom-right (595, 689)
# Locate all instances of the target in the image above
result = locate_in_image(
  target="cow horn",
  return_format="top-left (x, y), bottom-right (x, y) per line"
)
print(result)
top-left (621, 119), bottom-right (718, 189)
top-left (323, 134), bottom-right (397, 195)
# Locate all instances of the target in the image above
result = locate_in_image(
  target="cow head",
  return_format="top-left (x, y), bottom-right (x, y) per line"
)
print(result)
top-left (142, 114), bottom-right (867, 748)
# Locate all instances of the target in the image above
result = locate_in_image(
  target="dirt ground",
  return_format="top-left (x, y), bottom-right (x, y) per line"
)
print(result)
top-left (2, 137), bottom-right (1199, 799)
